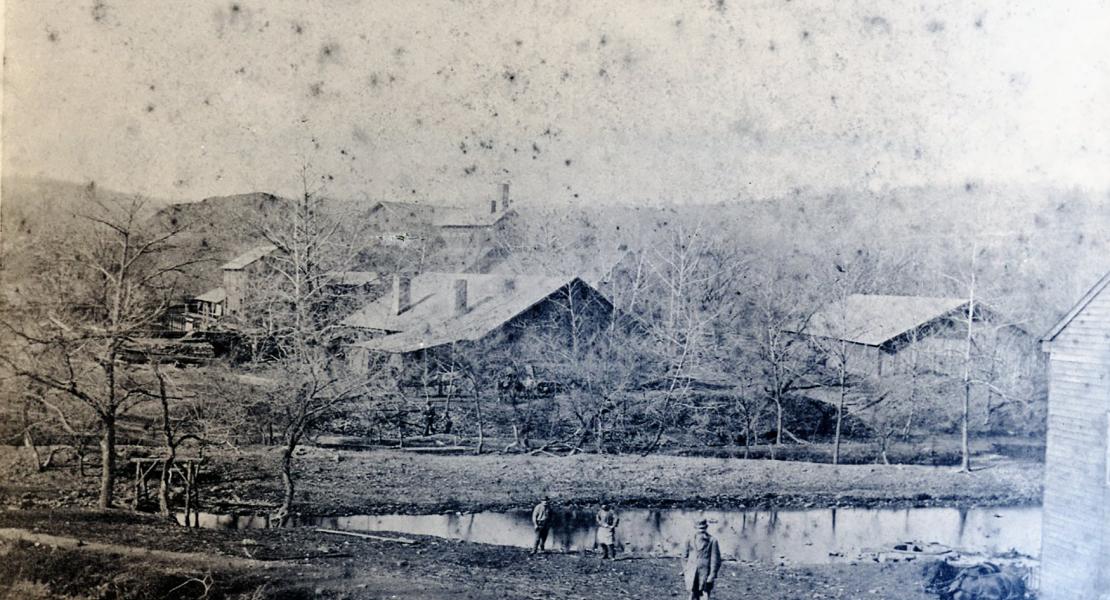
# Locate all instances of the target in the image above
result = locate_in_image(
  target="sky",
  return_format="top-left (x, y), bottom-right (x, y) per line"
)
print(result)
top-left (3, 1), bottom-right (1108, 206)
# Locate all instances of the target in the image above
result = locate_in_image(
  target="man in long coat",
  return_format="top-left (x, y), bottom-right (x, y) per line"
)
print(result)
top-left (682, 519), bottom-right (722, 600)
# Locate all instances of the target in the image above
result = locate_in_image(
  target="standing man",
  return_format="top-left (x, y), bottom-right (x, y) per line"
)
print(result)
top-left (595, 503), bottom-right (619, 559)
top-left (682, 519), bottom-right (722, 600)
top-left (530, 497), bottom-right (552, 555)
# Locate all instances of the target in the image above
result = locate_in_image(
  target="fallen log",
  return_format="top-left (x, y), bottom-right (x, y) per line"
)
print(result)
top-left (314, 528), bottom-right (417, 545)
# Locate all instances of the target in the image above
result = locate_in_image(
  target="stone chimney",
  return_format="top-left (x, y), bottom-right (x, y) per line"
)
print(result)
top-left (500, 182), bottom-right (510, 211)
top-left (490, 198), bottom-right (497, 214)
top-left (392, 274), bottom-right (411, 316)
top-left (454, 278), bottom-right (468, 316)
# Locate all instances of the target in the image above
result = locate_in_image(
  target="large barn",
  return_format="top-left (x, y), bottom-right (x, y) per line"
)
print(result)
top-left (341, 272), bottom-right (614, 388)
top-left (1039, 272), bottom-right (1110, 600)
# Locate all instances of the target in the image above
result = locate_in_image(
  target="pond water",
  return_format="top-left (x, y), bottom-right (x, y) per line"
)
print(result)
top-left (181, 505), bottom-right (1041, 565)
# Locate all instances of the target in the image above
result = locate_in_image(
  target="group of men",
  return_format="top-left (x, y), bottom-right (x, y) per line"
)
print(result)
top-left (529, 498), bottom-right (723, 600)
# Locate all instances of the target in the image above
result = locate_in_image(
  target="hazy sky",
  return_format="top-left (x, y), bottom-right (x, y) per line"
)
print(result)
top-left (3, 1), bottom-right (1108, 206)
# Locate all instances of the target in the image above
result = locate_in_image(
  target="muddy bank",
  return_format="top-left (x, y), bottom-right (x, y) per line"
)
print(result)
top-left (0, 509), bottom-right (937, 600)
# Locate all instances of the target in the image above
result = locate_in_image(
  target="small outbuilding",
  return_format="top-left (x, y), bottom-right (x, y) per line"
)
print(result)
top-left (1039, 271), bottom-right (1110, 600)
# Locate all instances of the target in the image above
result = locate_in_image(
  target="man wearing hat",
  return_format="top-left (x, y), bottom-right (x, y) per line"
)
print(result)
top-left (530, 497), bottom-right (552, 555)
top-left (682, 519), bottom-right (722, 600)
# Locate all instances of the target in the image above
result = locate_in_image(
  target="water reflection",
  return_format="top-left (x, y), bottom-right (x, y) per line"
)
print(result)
top-left (181, 505), bottom-right (1041, 564)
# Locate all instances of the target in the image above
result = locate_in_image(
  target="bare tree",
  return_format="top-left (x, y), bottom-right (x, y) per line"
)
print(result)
top-left (233, 167), bottom-right (381, 521)
top-left (0, 194), bottom-right (190, 508)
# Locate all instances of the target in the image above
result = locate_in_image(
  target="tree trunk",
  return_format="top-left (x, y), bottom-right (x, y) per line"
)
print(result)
top-left (833, 391), bottom-right (844, 466)
top-left (98, 419), bottom-right (116, 509)
top-left (774, 397), bottom-right (784, 450)
top-left (279, 442), bottom-right (296, 524)
top-left (158, 450), bottom-right (176, 517)
top-left (23, 429), bottom-right (44, 472)
top-left (960, 381), bottom-right (971, 473)
top-left (833, 360), bottom-right (846, 466)
top-left (474, 396), bottom-right (485, 455)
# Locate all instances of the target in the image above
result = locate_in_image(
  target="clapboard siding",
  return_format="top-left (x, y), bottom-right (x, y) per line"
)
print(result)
top-left (1040, 274), bottom-right (1110, 600)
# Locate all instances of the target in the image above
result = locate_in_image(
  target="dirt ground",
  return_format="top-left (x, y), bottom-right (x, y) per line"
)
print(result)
top-left (0, 444), bottom-right (1043, 515)
top-left (0, 509), bottom-right (939, 600)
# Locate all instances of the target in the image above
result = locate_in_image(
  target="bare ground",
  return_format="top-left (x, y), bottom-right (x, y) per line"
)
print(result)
top-left (0, 509), bottom-right (938, 600)
top-left (0, 444), bottom-right (1042, 515)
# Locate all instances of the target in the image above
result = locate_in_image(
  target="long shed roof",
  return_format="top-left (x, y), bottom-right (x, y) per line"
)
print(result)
top-left (798, 294), bottom-right (970, 346)
top-left (220, 244), bottom-right (277, 270)
top-left (344, 272), bottom-right (586, 353)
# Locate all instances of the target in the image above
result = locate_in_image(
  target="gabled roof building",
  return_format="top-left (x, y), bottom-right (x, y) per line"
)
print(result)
top-left (1038, 271), bottom-right (1110, 600)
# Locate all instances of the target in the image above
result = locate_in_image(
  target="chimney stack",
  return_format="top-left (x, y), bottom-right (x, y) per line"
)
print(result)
top-left (490, 199), bottom-right (498, 214)
top-left (392, 274), bottom-right (411, 316)
top-left (500, 182), bottom-right (510, 211)
top-left (454, 278), bottom-right (468, 315)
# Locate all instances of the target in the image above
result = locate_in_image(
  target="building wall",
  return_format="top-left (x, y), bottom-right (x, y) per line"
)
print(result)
top-left (1041, 284), bottom-right (1110, 600)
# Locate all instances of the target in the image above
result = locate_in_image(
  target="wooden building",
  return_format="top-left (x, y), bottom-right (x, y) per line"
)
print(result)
top-left (1039, 272), bottom-right (1110, 600)
top-left (342, 272), bottom-right (614, 387)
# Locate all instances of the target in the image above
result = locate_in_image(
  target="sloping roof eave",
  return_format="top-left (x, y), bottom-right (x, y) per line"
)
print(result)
top-left (1041, 270), bottom-right (1110, 344)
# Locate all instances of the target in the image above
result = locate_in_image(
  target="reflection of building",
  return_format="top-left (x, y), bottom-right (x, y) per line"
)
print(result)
top-left (1039, 271), bottom-right (1110, 600)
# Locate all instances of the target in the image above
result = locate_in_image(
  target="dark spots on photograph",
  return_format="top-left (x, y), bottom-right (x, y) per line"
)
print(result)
top-left (768, 40), bottom-right (776, 52)
top-left (319, 43), bottom-right (340, 63)
top-left (914, 147), bottom-right (923, 160)
top-left (560, 70), bottom-right (571, 82)
top-left (830, 95), bottom-right (838, 106)
top-left (801, 30), bottom-right (810, 41)
top-left (230, 3), bottom-right (241, 15)
top-left (713, 0), bottom-right (727, 13)
top-left (865, 15), bottom-right (891, 35)
top-left (478, 139), bottom-right (494, 150)
top-left (532, 142), bottom-right (541, 155)
top-left (145, 104), bottom-right (155, 113)
top-left (964, 181), bottom-right (977, 193)
top-left (974, 15), bottom-right (985, 29)
top-left (352, 126), bottom-right (369, 143)
top-left (369, 73), bottom-right (380, 88)
top-left (414, 118), bottom-right (423, 127)
top-left (202, 97), bottom-right (211, 106)
top-left (235, 66), bottom-right (246, 75)
top-left (309, 82), bottom-right (324, 97)
top-left (564, 159), bottom-right (572, 167)
top-left (459, 141), bottom-right (469, 155)
top-left (514, 39), bottom-right (523, 47)
top-left (393, 47), bottom-right (406, 59)
top-left (91, 1), bottom-right (109, 23)
top-left (599, 34), bottom-right (608, 47)
top-left (598, 68), bottom-right (608, 79)
top-left (926, 20), bottom-right (945, 33)
top-left (148, 84), bottom-right (156, 91)
top-left (292, 22), bottom-right (304, 35)
top-left (673, 18), bottom-right (684, 29)
top-left (503, 70), bottom-right (518, 83)
top-left (463, 165), bottom-right (477, 175)
top-left (46, 28), bottom-right (59, 43)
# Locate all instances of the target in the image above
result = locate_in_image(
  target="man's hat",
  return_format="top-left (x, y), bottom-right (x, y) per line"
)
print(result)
top-left (695, 519), bottom-right (709, 530)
